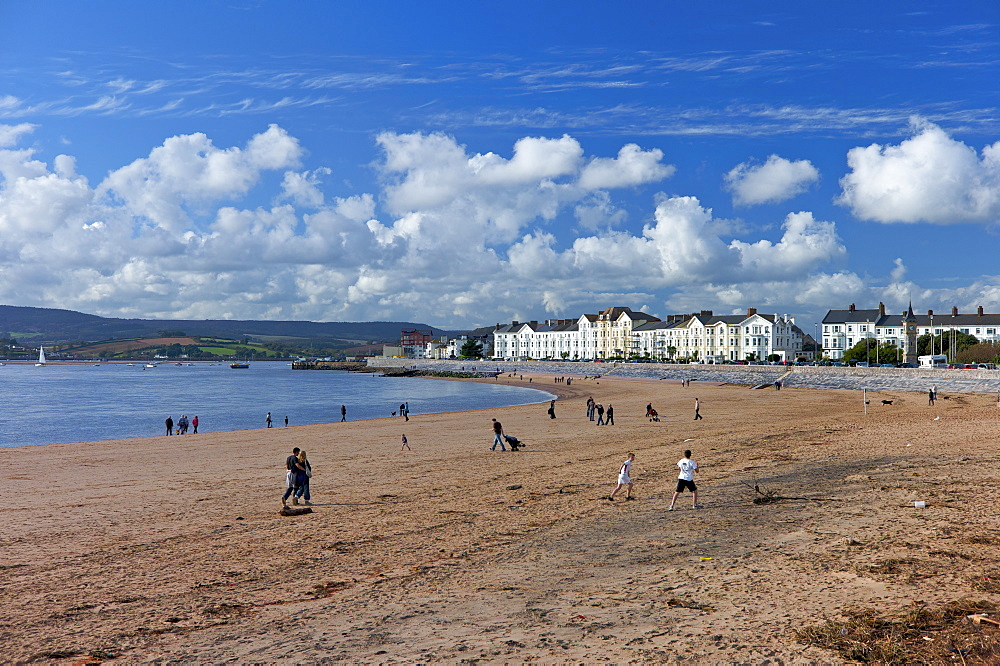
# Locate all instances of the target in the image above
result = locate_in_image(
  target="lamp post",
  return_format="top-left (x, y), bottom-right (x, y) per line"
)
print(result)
top-left (930, 312), bottom-right (934, 356)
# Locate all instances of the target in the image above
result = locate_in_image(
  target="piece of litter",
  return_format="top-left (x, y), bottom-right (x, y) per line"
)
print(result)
top-left (684, 438), bottom-right (695, 442)
top-left (906, 443), bottom-right (912, 446)
top-left (933, 416), bottom-right (940, 420)
top-left (699, 557), bottom-right (713, 560)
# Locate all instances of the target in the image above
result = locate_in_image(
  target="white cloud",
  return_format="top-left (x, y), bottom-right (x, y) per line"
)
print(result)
top-left (838, 118), bottom-right (1000, 224)
top-left (0, 123), bottom-right (36, 148)
top-left (578, 144), bottom-right (675, 190)
top-left (0, 125), bottom-right (852, 327)
top-left (725, 154), bottom-right (819, 206)
top-left (99, 124), bottom-right (303, 231)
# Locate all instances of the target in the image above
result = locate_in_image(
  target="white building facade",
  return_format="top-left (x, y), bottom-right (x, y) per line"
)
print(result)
top-left (822, 303), bottom-right (1000, 361)
top-left (494, 306), bottom-right (803, 362)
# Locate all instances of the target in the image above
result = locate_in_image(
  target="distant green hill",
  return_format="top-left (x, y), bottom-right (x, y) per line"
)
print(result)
top-left (0, 305), bottom-right (457, 346)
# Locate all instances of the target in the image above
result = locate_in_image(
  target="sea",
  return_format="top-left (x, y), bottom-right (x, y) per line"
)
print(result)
top-left (0, 362), bottom-right (554, 448)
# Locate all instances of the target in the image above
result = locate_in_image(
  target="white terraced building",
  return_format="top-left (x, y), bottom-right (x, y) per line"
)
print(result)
top-left (822, 303), bottom-right (1000, 361)
top-left (633, 308), bottom-right (802, 363)
top-left (493, 306), bottom-right (804, 362)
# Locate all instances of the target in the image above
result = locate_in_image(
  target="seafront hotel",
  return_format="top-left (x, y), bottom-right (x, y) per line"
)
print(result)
top-left (492, 306), bottom-right (803, 363)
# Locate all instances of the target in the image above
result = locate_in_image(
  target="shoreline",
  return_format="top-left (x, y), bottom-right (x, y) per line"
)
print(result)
top-left (4, 375), bottom-right (1000, 662)
top-left (0, 369), bottom-right (559, 451)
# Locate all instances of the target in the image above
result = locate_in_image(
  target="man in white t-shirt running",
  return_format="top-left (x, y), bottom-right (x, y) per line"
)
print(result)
top-left (608, 453), bottom-right (636, 501)
top-left (669, 450), bottom-right (702, 510)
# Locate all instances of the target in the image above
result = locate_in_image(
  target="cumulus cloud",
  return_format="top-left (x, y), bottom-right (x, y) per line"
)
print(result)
top-left (100, 124), bottom-right (303, 231)
top-left (578, 144), bottom-right (675, 189)
top-left (838, 118), bottom-right (1000, 224)
top-left (725, 154), bottom-right (819, 206)
top-left (0, 125), bottom-right (851, 327)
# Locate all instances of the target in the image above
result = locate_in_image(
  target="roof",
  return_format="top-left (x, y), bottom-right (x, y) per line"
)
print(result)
top-left (822, 309), bottom-right (889, 325)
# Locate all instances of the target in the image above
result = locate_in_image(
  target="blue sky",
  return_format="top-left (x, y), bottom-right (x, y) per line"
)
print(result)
top-left (1, 1), bottom-right (999, 332)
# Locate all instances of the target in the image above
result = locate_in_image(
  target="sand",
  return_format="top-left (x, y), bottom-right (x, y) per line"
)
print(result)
top-left (2, 374), bottom-right (1000, 663)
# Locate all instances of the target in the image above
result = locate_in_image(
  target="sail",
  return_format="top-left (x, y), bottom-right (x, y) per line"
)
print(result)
top-left (38, 346), bottom-right (46, 365)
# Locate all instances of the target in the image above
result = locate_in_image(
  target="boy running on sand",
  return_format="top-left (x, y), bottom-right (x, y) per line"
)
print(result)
top-left (401, 434), bottom-right (410, 450)
top-left (669, 450), bottom-right (702, 510)
top-left (608, 453), bottom-right (635, 501)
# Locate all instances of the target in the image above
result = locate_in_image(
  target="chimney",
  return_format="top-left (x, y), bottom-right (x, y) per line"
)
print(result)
top-left (952, 306), bottom-right (959, 317)
top-left (701, 310), bottom-right (713, 317)
top-left (978, 305), bottom-right (984, 316)
top-left (512, 320), bottom-right (519, 326)
top-left (849, 303), bottom-right (855, 312)
top-left (927, 310), bottom-right (933, 317)
top-left (878, 302), bottom-right (885, 316)
top-left (747, 307), bottom-right (757, 316)
top-left (529, 320), bottom-right (538, 329)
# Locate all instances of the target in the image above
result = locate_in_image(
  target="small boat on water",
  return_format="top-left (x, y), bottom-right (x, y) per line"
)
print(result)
top-left (35, 347), bottom-right (47, 367)
top-left (230, 362), bottom-right (250, 369)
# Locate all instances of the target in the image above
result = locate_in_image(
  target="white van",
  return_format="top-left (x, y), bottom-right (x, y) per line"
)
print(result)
top-left (918, 354), bottom-right (948, 368)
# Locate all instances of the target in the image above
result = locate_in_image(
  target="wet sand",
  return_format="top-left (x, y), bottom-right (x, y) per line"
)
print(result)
top-left (3, 374), bottom-right (1000, 663)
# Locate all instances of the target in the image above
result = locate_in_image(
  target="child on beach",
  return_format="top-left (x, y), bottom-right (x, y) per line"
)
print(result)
top-left (401, 434), bottom-right (410, 450)
top-left (668, 450), bottom-right (702, 510)
top-left (608, 453), bottom-right (635, 501)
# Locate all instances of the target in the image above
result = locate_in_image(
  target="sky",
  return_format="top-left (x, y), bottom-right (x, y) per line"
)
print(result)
top-left (1, 1), bottom-right (999, 333)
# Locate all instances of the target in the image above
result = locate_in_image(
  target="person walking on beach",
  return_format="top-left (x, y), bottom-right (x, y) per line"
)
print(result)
top-left (928, 387), bottom-right (936, 406)
top-left (266, 412), bottom-right (273, 428)
top-left (606, 404), bottom-right (614, 425)
top-left (668, 450), bottom-right (702, 510)
top-left (694, 398), bottom-right (703, 420)
top-left (491, 418), bottom-right (506, 451)
top-left (401, 434), bottom-right (410, 450)
top-left (595, 403), bottom-right (605, 426)
top-left (284, 415), bottom-right (289, 427)
top-left (191, 415), bottom-right (199, 434)
top-left (340, 404), bottom-right (347, 422)
top-left (403, 402), bottom-right (410, 421)
top-left (281, 447), bottom-right (301, 506)
top-left (178, 415), bottom-right (189, 434)
top-left (165, 416), bottom-right (174, 436)
top-left (587, 397), bottom-right (595, 421)
top-left (608, 453), bottom-right (635, 501)
top-left (547, 400), bottom-right (556, 419)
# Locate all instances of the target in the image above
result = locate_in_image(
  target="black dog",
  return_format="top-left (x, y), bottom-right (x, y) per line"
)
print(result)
top-left (881, 400), bottom-right (893, 405)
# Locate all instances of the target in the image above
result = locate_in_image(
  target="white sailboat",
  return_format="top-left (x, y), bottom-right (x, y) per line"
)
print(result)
top-left (35, 346), bottom-right (47, 367)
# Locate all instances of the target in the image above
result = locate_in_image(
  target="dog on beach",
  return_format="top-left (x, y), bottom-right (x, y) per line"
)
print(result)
top-left (881, 400), bottom-right (893, 405)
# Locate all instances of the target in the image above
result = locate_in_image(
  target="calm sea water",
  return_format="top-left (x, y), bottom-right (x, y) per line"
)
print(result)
top-left (0, 362), bottom-right (554, 448)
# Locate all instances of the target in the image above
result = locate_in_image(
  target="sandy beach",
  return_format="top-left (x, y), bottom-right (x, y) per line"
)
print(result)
top-left (3, 373), bottom-right (1000, 663)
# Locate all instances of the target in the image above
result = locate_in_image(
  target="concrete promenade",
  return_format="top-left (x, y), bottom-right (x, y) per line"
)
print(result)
top-left (366, 357), bottom-right (1000, 395)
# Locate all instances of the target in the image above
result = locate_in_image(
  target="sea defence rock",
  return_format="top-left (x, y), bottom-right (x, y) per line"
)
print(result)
top-left (366, 358), bottom-right (1000, 394)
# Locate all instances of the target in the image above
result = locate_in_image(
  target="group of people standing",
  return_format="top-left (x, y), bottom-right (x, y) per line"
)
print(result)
top-left (585, 396), bottom-right (614, 425)
top-left (164, 415), bottom-right (198, 435)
